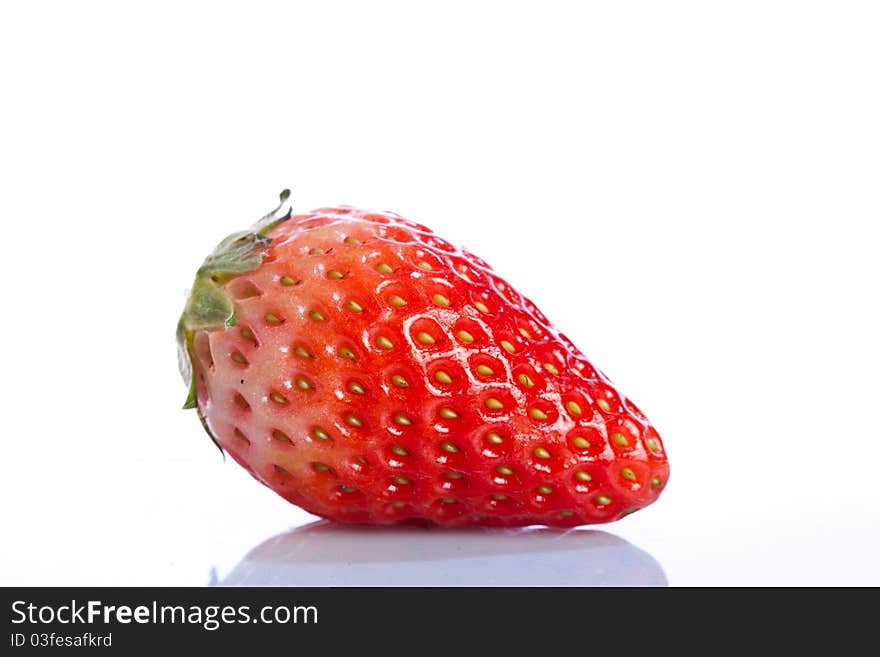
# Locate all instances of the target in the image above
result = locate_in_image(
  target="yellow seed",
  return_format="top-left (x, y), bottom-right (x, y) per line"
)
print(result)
top-left (485, 432), bottom-right (503, 444)
top-left (265, 313), bottom-right (283, 324)
top-left (560, 510), bottom-right (574, 517)
top-left (434, 370), bottom-right (452, 384)
top-left (240, 327), bottom-right (255, 341)
top-left (390, 501), bottom-right (406, 508)
top-left (376, 262), bottom-right (394, 274)
top-left (388, 295), bottom-right (407, 307)
top-left (533, 447), bottom-right (551, 459)
top-left (348, 381), bottom-right (366, 394)
top-left (476, 364), bottom-right (494, 376)
top-left (309, 248), bottom-right (324, 255)
top-left (340, 485), bottom-right (357, 493)
top-left (327, 269), bottom-right (344, 280)
top-left (441, 497), bottom-right (456, 504)
top-left (439, 407), bottom-right (459, 419)
top-left (417, 261), bottom-right (433, 271)
top-left (529, 408), bottom-right (548, 421)
top-left (612, 433), bottom-right (629, 447)
top-left (293, 346), bottom-right (312, 359)
top-left (622, 467), bottom-right (636, 481)
top-left (500, 340), bottom-right (515, 353)
top-left (390, 444), bottom-right (409, 456)
top-left (311, 462), bottom-right (330, 472)
top-left (444, 471), bottom-right (463, 480)
top-left (416, 332), bottom-right (436, 345)
top-left (536, 485), bottom-right (554, 495)
top-left (646, 438), bottom-right (660, 452)
top-left (393, 414), bottom-right (412, 426)
top-left (651, 477), bottom-right (663, 487)
top-left (575, 470), bottom-right (592, 482)
top-left (485, 398), bottom-right (504, 410)
top-left (231, 351), bottom-right (248, 364)
top-left (572, 436), bottom-right (591, 449)
top-left (566, 401), bottom-right (582, 416)
top-left (491, 493), bottom-right (508, 501)
top-left (376, 336), bottom-right (394, 349)
top-left (345, 414), bottom-right (363, 427)
top-left (597, 398), bottom-right (611, 412)
top-left (391, 374), bottom-right (409, 388)
top-left (433, 294), bottom-right (450, 307)
top-left (393, 475), bottom-right (410, 485)
top-left (343, 236), bottom-right (360, 245)
top-left (280, 275), bottom-right (299, 286)
top-left (312, 427), bottom-right (330, 441)
top-left (519, 327), bottom-right (532, 339)
top-left (269, 392), bottom-right (288, 405)
top-left (271, 429), bottom-right (290, 443)
top-left (309, 310), bottom-right (325, 322)
top-left (339, 346), bottom-right (356, 360)
top-left (474, 301), bottom-right (490, 313)
top-left (456, 330), bottom-right (474, 343)
top-left (440, 441), bottom-right (459, 453)
top-left (496, 465), bottom-right (514, 476)
top-left (274, 464), bottom-right (290, 477)
top-left (345, 300), bottom-right (363, 313)
top-left (596, 494), bottom-right (612, 506)
top-left (544, 363), bottom-right (559, 375)
top-left (517, 373), bottom-right (534, 388)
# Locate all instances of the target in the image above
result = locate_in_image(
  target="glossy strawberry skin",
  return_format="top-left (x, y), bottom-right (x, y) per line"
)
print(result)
top-left (188, 206), bottom-right (669, 527)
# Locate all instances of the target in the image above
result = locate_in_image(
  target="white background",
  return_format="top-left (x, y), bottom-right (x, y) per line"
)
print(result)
top-left (1, 1), bottom-right (878, 586)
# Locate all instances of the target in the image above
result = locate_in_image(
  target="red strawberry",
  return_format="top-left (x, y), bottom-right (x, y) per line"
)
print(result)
top-left (177, 190), bottom-right (669, 527)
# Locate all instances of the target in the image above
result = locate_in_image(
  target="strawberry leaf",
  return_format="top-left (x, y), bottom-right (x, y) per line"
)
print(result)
top-left (177, 190), bottom-right (293, 411)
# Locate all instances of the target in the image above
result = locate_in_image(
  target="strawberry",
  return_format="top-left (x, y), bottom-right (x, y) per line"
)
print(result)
top-left (177, 190), bottom-right (669, 527)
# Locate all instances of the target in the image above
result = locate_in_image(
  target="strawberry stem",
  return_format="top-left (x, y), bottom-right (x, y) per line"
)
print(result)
top-left (177, 189), bottom-right (293, 413)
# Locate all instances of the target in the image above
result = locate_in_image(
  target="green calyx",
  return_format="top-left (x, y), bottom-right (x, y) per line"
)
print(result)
top-left (177, 189), bottom-right (293, 413)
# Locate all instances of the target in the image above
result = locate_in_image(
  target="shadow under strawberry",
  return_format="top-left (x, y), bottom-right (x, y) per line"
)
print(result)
top-left (213, 521), bottom-right (667, 586)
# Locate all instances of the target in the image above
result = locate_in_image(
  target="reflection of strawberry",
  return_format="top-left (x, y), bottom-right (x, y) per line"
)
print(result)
top-left (178, 191), bottom-right (669, 526)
